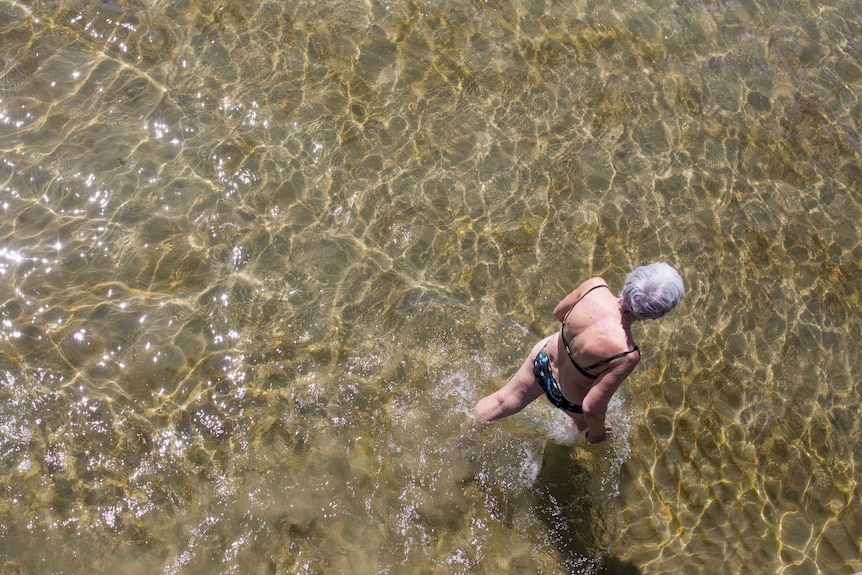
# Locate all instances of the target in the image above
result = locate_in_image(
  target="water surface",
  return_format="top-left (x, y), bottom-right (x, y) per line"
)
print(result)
top-left (1, 0), bottom-right (861, 573)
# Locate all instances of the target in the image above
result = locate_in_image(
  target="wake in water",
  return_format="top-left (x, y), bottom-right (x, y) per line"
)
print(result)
top-left (435, 357), bottom-right (639, 574)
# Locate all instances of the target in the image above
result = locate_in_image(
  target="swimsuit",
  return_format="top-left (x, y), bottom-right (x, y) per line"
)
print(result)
top-left (560, 284), bottom-right (639, 380)
top-left (533, 284), bottom-right (639, 413)
top-left (533, 345), bottom-right (583, 414)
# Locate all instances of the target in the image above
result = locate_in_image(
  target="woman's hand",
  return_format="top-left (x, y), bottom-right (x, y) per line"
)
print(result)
top-left (584, 426), bottom-right (612, 444)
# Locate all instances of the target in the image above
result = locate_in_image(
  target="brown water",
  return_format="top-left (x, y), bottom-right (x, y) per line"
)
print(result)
top-left (1, 0), bottom-right (860, 573)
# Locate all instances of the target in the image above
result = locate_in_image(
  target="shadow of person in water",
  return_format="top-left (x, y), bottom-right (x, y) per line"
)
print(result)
top-left (533, 439), bottom-right (645, 575)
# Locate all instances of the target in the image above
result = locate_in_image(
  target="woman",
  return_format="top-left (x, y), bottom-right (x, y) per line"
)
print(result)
top-left (473, 262), bottom-right (684, 444)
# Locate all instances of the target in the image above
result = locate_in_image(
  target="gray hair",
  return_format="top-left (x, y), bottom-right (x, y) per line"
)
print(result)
top-left (619, 262), bottom-right (684, 320)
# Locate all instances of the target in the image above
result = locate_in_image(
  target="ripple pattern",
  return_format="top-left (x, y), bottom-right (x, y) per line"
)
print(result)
top-left (1, 0), bottom-right (861, 574)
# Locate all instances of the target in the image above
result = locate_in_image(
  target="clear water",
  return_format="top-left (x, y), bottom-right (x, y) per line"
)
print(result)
top-left (1, 0), bottom-right (860, 573)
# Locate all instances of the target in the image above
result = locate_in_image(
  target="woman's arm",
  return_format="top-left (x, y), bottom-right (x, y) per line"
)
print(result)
top-left (580, 353), bottom-right (639, 443)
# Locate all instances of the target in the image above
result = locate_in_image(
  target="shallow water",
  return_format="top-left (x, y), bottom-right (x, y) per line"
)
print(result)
top-left (1, 0), bottom-right (860, 573)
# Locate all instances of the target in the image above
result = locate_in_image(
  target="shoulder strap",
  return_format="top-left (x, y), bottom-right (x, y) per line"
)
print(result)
top-left (562, 284), bottom-right (609, 324)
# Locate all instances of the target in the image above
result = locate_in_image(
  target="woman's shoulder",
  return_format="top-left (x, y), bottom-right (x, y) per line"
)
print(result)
top-left (553, 277), bottom-right (611, 321)
top-left (580, 276), bottom-right (608, 290)
top-left (574, 277), bottom-right (610, 298)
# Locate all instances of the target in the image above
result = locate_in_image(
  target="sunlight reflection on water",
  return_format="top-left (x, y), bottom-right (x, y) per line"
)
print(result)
top-left (1, 0), bottom-right (861, 573)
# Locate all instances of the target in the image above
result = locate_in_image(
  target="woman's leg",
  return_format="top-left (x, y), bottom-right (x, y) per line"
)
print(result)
top-left (474, 338), bottom-right (549, 423)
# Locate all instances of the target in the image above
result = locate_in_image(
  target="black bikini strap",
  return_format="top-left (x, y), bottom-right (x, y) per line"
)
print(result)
top-left (561, 284), bottom-right (637, 377)
top-left (582, 346), bottom-right (640, 371)
top-left (562, 284), bottom-right (609, 324)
